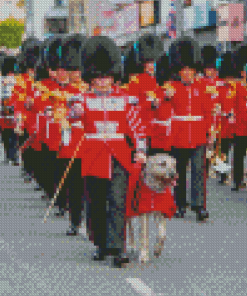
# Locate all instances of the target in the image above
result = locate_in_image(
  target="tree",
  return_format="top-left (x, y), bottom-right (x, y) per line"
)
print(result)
top-left (0, 17), bottom-right (25, 49)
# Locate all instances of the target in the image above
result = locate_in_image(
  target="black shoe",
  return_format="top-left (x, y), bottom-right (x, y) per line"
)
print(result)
top-left (66, 227), bottom-right (78, 236)
top-left (34, 186), bottom-right (42, 191)
top-left (196, 210), bottom-right (209, 222)
top-left (93, 248), bottom-right (106, 261)
top-left (190, 205), bottom-right (197, 212)
top-left (13, 162), bottom-right (19, 166)
top-left (173, 209), bottom-right (186, 218)
top-left (55, 210), bottom-right (65, 218)
top-left (218, 180), bottom-right (226, 185)
top-left (219, 174), bottom-right (227, 185)
top-left (231, 186), bottom-right (239, 192)
top-left (113, 257), bottom-right (129, 268)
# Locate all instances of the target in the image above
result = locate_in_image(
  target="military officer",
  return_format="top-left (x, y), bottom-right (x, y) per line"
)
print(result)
top-left (81, 36), bottom-right (147, 268)
top-left (168, 40), bottom-right (212, 222)
top-left (232, 46), bottom-right (247, 191)
top-left (217, 52), bottom-right (239, 185)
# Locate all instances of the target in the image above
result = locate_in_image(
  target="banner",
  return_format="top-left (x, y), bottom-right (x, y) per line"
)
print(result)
top-left (166, 0), bottom-right (176, 39)
top-left (103, 3), bottom-right (139, 36)
top-left (217, 4), bottom-right (244, 42)
top-left (140, 1), bottom-right (155, 27)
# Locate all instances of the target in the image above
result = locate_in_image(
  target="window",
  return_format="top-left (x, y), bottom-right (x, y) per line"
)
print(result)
top-left (46, 18), bottom-right (68, 34)
top-left (138, 0), bottom-right (160, 28)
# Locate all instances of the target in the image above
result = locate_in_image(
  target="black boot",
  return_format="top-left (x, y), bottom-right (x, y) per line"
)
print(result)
top-left (231, 184), bottom-right (239, 192)
top-left (113, 256), bottom-right (129, 268)
top-left (55, 209), bottom-right (65, 218)
top-left (196, 208), bottom-right (209, 222)
top-left (173, 207), bottom-right (186, 218)
top-left (66, 223), bottom-right (78, 236)
top-left (93, 248), bottom-right (106, 261)
top-left (218, 173), bottom-right (227, 184)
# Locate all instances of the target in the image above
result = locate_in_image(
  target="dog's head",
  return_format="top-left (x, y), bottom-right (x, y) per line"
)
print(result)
top-left (143, 154), bottom-right (178, 193)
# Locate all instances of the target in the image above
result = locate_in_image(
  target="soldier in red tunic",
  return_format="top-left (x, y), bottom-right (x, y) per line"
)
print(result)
top-left (200, 46), bottom-right (224, 177)
top-left (1, 56), bottom-right (18, 164)
top-left (232, 47), bottom-right (247, 191)
top-left (53, 34), bottom-right (87, 236)
top-left (217, 52), bottom-right (238, 185)
top-left (81, 36), bottom-right (147, 268)
top-left (127, 35), bottom-right (164, 139)
top-left (168, 40), bottom-right (212, 222)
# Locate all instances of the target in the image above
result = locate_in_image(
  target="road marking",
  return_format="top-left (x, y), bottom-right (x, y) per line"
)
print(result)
top-left (126, 278), bottom-right (163, 296)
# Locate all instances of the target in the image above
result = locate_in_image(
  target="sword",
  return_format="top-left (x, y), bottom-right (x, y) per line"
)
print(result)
top-left (43, 133), bottom-right (84, 223)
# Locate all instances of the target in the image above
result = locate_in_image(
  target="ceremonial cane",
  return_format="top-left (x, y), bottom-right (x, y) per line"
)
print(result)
top-left (43, 133), bottom-right (84, 223)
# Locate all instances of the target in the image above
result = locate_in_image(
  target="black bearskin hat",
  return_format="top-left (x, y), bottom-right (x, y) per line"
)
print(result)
top-left (218, 52), bottom-right (238, 79)
top-left (201, 46), bottom-right (217, 69)
top-left (169, 37), bottom-right (199, 76)
top-left (1, 56), bottom-right (17, 76)
top-left (82, 36), bottom-right (121, 83)
top-left (47, 37), bottom-right (67, 71)
top-left (156, 53), bottom-right (171, 86)
top-left (122, 41), bottom-right (143, 84)
top-left (235, 45), bottom-right (247, 78)
top-left (63, 34), bottom-right (87, 71)
top-left (138, 34), bottom-right (163, 63)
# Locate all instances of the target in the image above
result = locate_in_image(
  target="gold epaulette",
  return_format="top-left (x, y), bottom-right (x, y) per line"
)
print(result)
top-left (129, 75), bottom-right (139, 83)
top-left (15, 75), bottom-right (26, 89)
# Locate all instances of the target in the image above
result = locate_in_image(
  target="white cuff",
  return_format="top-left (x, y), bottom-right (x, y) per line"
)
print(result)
top-left (136, 138), bottom-right (147, 153)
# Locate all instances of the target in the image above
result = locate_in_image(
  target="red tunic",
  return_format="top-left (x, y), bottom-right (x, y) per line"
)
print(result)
top-left (77, 90), bottom-right (146, 180)
top-left (127, 73), bottom-right (164, 136)
top-left (219, 81), bottom-right (237, 139)
top-left (234, 82), bottom-right (247, 137)
top-left (202, 76), bottom-right (225, 133)
top-left (150, 100), bottom-right (172, 151)
top-left (170, 80), bottom-right (213, 149)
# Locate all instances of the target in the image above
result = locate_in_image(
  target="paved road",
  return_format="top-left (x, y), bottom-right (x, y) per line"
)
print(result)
top-left (0, 143), bottom-right (246, 296)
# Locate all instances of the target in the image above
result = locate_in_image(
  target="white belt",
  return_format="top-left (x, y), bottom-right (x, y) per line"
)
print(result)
top-left (172, 115), bottom-right (203, 121)
top-left (222, 112), bottom-right (234, 117)
top-left (151, 119), bottom-right (171, 126)
top-left (85, 133), bottom-right (125, 140)
top-left (71, 123), bottom-right (83, 128)
top-left (2, 116), bottom-right (14, 119)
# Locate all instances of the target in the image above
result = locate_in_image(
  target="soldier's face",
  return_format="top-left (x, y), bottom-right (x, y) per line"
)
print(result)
top-left (180, 67), bottom-right (196, 84)
top-left (91, 77), bottom-right (114, 91)
top-left (144, 62), bottom-right (155, 75)
top-left (241, 71), bottom-right (246, 80)
top-left (57, 68), bottom-right (69, 83)
top-left (27, 68), bottom-right (35, 78)
top-left (49, 69), bottom-right (57, 79)
top-left (204, 68), bottom-right (217, 79)
top-left (70, 71), bottom-right (81, 83)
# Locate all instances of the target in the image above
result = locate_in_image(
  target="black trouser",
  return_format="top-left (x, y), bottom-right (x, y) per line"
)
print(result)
top-left (171, 146), bottom-right (206, 211)
top-left (233, 136), bottom-right (247, 186)
top-left (221, 138), bottom-right (234, 160)
top-left (86, 176), bottom-right (109, 249)
top-left (43, 149), bottom-right (57, 199)
top-left (86, 158), bottom-right (128, 257)
top-left (22, 146), bottom-right (33, 177)
top-left (220, 138), bottom-right (234, 182)
top-left (2, 128), bottom-right (18, 161)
